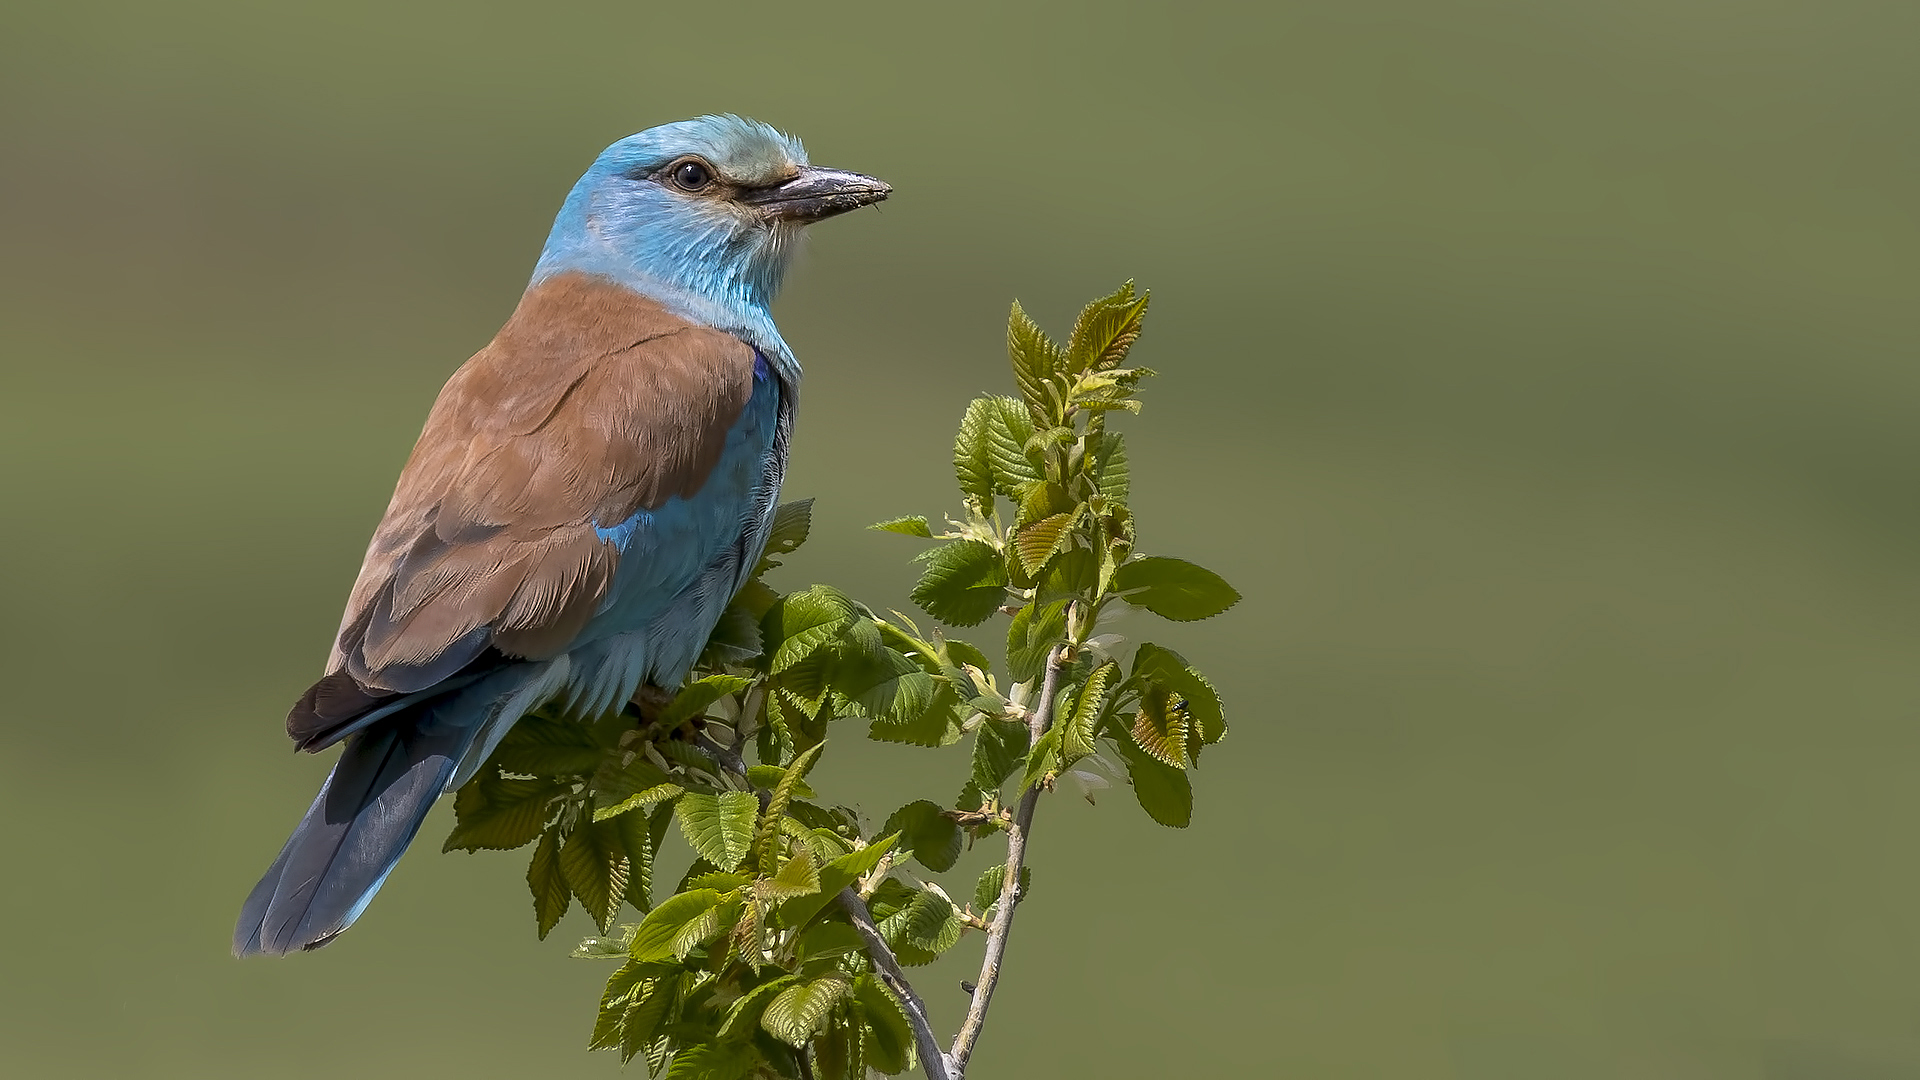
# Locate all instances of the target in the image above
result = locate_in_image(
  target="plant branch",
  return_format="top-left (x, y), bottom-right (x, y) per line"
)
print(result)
top-left (948, 643), bottom-right (1069, 1078)
top-left (837, 887), bottom-right (954, 1080)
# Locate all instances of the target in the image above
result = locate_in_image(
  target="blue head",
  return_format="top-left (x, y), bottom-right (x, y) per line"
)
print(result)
top-left (533, 115), bottom-right (889, 343)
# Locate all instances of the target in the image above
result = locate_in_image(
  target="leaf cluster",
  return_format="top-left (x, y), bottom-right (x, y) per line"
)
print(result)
top-left (444, 283), bottom-right (1240, 1079)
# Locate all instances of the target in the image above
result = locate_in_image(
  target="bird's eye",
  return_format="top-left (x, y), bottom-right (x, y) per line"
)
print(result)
top-left (668, 159), bottom-right (714, 192)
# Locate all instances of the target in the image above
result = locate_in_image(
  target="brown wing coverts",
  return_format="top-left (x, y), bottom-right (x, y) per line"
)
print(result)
top-left (286, 272), bottom-right (758, 747)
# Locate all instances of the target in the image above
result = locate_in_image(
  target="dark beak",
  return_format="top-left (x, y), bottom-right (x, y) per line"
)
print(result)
top-left (744, 165), bottom-right (891, 223)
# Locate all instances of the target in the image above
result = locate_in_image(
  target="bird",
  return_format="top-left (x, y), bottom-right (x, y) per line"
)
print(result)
top-left (234, 115), bottom-right (889, 957)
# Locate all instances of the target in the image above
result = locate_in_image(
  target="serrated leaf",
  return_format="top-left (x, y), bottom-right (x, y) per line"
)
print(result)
top-left (870, 515), bottom-right (933, 537)
top-left (444, 773), bottom-right (564, 853)
top-left (717, 974), bottom-right (803, 1042)
top-left (1113, 556), bottom-right (1241, 621)
top-left (1133, 642), bottom-right (1226, 759)
top-left (780, 834), bottom-right (899, 929)
top-left (865, 679), bottom-right (965, 748)
top-left (663, 1042), bottom-right (753, 1080)
top-left (1092, 431), bottom-right (1129, 503)
top-left (491, 712), bottom-right (605, 777)
top-left (562, 813), bottom-right (632, 931)
top-left (972, 863), bottom-right (1033, 914)
top-left (1062, 661), bottom-right (1118, 761)
top-left (671, 893), bottom-right (741, 961)
top-left (763, 585), bottom-right (860, 673)
top-left (592, 959), bottom-right (656, 1050)
top-left (675, 791), bottom-right (759, 872)
top-left (757, 743), bottom-right (823, 869)
top-left (1014, 512), bottom-right (1077, 576)
top-left (909, 540), bottom-right (1007, 627)
top-left (745, 764), bottom-right (814, 798)
top-left (1115, 736), bottom-right (1193, 828)
top-left (1020, 725), bottom-right (1062, 794)
top-left (795, 920), bottom-right (864, 962)
top-left (760, 846), bottom-right (821, 900)
top-left (617, 975), bottom-right (679, 1063)
top-left (882, 800), bottom-right (963, 873)
top-left (753, 498), bottom-right (814, 577)
top-left (593, 781), bottom-right (686, 823)
top-left (970, 716), bottom-right (1028, 796)
top-left (981, 397), bottom-right (1043, 494)
top-left (878, 888), bottom-right (963, 965)
top-left (527, 823), bottom-right (570, 939)
top-left (853, 975), bottom-right (912, 1075)
top-left (1008, 300), bottom-right (1064, 424)
top-left (614, 802), bottom-right (670, 913)
top-left (953, 397), bottom-right (996, 503)
top-left (1065, 281), bottom-right (1149, 373)
top-left (1005, 600), bottom-right (1067, 684)
top-left (628, 889), bottom-right (724, 962)
top-left (662, 674), bottom-right (753, 726)
top-left (1129, 691), bottom-right (1191, 770)
top-left (761, 974), bottom-right (851, 1046)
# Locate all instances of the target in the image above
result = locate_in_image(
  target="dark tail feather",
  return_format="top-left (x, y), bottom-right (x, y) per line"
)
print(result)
top-left (234, 703), bottom-right (479, 957)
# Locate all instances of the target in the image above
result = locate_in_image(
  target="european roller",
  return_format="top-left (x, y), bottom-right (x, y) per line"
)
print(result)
top-left (234, 115), bottom-right (888, 956)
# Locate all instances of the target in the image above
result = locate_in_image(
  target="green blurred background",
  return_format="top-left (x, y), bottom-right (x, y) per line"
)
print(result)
top-left (3, 1), bottom-right (1917, 1076)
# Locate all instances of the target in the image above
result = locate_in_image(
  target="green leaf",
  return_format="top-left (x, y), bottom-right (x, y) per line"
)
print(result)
top-left (592, 780), bottom-right (686, 823)
top-left (870, 515), bottom-right (933, 537)
top-left (981, 397), bottom-right (1043, 494)
top-left (746, 764), bottom-right (815, 799)
top-left (490, 711), bottom-right (605, 777)
top-left (1113, 556), bottom-right (1241, 621)
top-left (561, 813), bottom-right (632, 931)
top-left (663, 1042), bottom-right (753, 1080)
top-left (1115, 736), bottom-right (1193, 828)
top-left (614, 802), bottom-right (670, 913)
top-left (909, 541), bottom-right (1007, 627)
top-left (763, 585), bottom-right (860, 672)
top-left (1005, 600), bottom-right (1067, 683)
top-left (878, 887), bottom-right (963, 965)
top-left (757, 742), bottom-right (823, 869)
top-left (865, 679), bottom-right (965, 748)
top-left (852, 975), bottom-right (912, 1075)
top-left (970, 716), bottom-right (1028, 796)
top-left (1092, 431), bottom-right (1129, 503)
top-left (972, 863), bottom-right (1033, 914)
top-left (753, 498), bottom-right (814, 577)
top-left (1020, 725), bottom-right (1062, 794)
top-left (953, 396), bottom-right (996, 503)
top-left (617, 975), bottom-right (680, 1063)
top-left (760, 846), bottom-right (821, 900)
top-left (444, 773), bottom-right (564, 853)
top-left (1014, 512), bottom-right (1077, 577)
top-left (781, 834), bottom-right (899, 929)
top-left (761, 974), bottom-right (851, 1046)
top-left (1062, 661), bottom-right (1119, 761)
top-left (882, 800), bottom-right (963, 873)
top-left (1129, 691), bottom-right (1191, 769)
top-left (675, 791), bottom-right (760, 873)
top-left (527, 823), bottom-right (570, 939)
top-left (795, 920), bottom-right (865, 962)
top-left (1008, 300), bottom-right (1065, 423)
top-left (716, 974), bottom-right (802, 1042)
top-left (1065, 281), bottom-right (1150, 373)
top-left (699, 599), bottom-right (764, 666)
top-left (628, 889), bottom-right (724, 962)
top-left (1133, 642), bottom-right (1226, 756)
top-left (662, 674), bottom-right (753, 726)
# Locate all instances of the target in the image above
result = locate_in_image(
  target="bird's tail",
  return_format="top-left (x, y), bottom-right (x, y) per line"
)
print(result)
top-left (233, 698), bottom-right (475, 957)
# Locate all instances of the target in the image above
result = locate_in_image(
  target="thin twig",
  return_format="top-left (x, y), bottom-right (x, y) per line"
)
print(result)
top-left (948, 644), bottom-right (1069, 1078)
top-left (838, 887), bottom-right (955, 1080)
